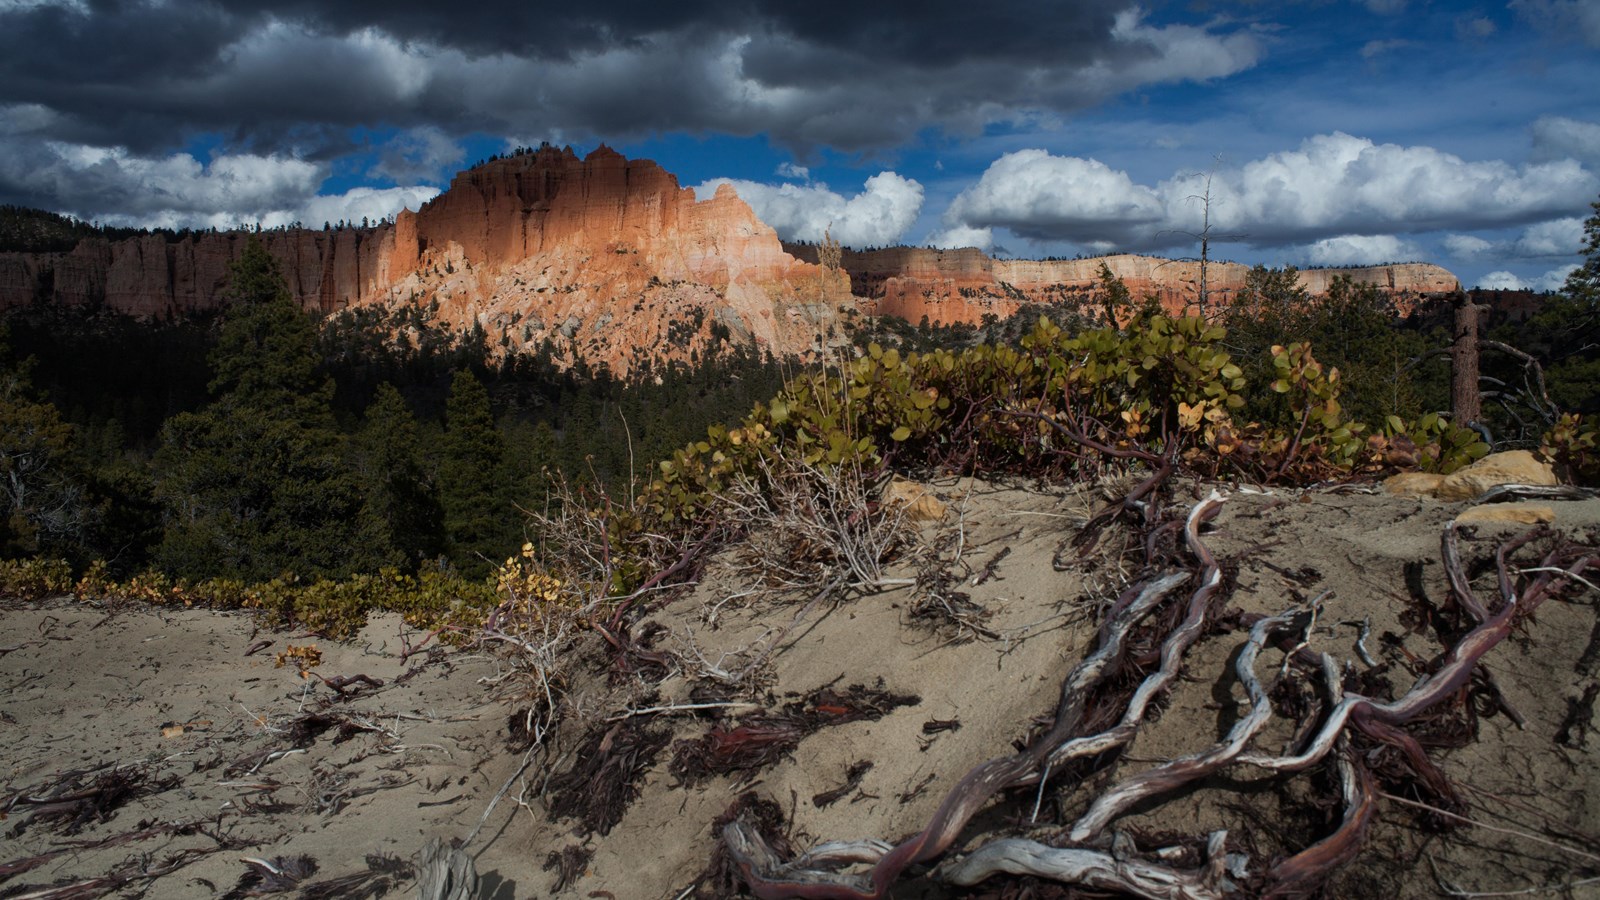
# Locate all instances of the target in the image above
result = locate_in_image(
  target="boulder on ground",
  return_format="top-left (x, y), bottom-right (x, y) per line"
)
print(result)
top-left (1436, 450), bottom-right (1558, 501)
top-left (886, 478), bottom-right (946, 523)
top-left (1384, 472), bottom-right (1446, 497)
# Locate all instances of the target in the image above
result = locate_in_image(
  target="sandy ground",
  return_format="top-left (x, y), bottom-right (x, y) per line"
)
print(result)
top-left (2, 482), bottom-right (1598, 899)
top-left (0, 607), bottom-right (535, 898)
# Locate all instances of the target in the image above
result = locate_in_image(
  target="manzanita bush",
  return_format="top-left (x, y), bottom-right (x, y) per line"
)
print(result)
top-left (653, 314), bottom-right (1490, 522)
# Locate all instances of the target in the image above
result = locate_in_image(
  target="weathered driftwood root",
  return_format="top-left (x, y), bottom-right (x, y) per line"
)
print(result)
top-left (1236, 537), bottom-right (1589, 776)
top-left (721, 497), bottom-right (1599, 899)
top-left (1264, 740), bottom-right (1376, 898)
top-left (1066, 604), bottom-right (1308, 842)
top-left (937, 830), bottom-right (1232, 899)
top-left (722, 492), bottom-right (1228, 899)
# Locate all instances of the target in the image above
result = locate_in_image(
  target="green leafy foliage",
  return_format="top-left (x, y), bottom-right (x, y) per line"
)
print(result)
top-left (10, 216), bottom-right (1600, 642)
top-left (1563, 194), bottom-right (1600, 306)
top-left (1541, 413), bottom-right (1599, 485)
top-left (0, 326), bottom-right (98, 561)
top-left (1386, 412), bottom-right (1491, 474)
top-left (1222, 269), bottom-right (1438, 429)
top-left (0, 558), bottom-right (499, 642)
top-left (1095, 262), bottom-right (1133, 327)
top-left (0, 376), bottom-right (90, 558)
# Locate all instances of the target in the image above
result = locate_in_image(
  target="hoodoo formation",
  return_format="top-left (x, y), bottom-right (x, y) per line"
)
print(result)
top-left (1, 147), bottom-right (1462, 372)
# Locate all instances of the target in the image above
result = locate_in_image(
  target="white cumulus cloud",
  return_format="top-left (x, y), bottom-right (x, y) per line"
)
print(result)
top-left (0, 134), bottom-right (437, 230)
top-left (1512, 217), bottom-right (1585, 257)
top-left (933, 133), bottom-right (1598, 255)
top-left (1475, 263), bottom-right (1579, 291)
top-left (927, 224), bottom-right (996, 251)
top-left (1478, 270), bottom-right (1526, 289)
top-left (1296, 234), bottom-right (1421, 265)
top-left (695, 172), bottom-right (924, 248)
top-left (292, 186), bottom-right (439, 230)
top-left (1444, 234), bottom-right (1495, 259)
top-left (1537, 264), bottom-right (1581, 291)
top-left (370, 126), bottom-right (464, 185)
top-left (938, 149), bottom-right (1164, 246)
top-left (1441, 218), bottom-right (1583, 263)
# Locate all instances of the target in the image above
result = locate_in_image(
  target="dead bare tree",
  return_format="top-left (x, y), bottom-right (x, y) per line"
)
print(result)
top-left (818, 227), bottom-right (843, 273)
top-left (1158, 162), bottom-right (1247, 318)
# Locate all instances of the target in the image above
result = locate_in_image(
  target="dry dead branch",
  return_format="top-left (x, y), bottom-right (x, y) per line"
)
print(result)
top-left (719, 455), bottom-right (912, 595)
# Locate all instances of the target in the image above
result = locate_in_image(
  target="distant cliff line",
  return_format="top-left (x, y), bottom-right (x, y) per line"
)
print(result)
top-left (783, 244), bottom-right (1461, 325)
top-left (2, 148), bottom-right (1462, 371)
top-left (0, 225), bottom-right (1460, 325)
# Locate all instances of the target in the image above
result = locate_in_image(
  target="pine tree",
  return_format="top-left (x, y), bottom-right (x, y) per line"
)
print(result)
top-left (356, 384), bottom-right (444, 570)
top-left (1095, 262), bottom-right (1132, 327)
top-left (208, 241), bottom-right (325, 417)
top-left (1563, 194), bottom-right (1600, 306)
top-left (0, 343), bottom-right (92, 559)
top-left (437, 368), bottom-right (511, 579)
top-left (153, 238), bottom-right (386, 580)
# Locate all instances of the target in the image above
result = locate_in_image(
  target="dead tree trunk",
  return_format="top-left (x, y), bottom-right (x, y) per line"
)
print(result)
top-left (1451, 290), bottom-right (1484, 427)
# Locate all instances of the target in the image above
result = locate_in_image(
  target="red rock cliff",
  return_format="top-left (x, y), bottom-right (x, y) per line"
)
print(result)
top-left (785, 246), bottom-right (1462, 325)
top-left (375, 146), bottom-right (852, 373)
top-left (0, 146), bottom-right (854, 374)
top-left (4, 148), bottom-right (1475, 372)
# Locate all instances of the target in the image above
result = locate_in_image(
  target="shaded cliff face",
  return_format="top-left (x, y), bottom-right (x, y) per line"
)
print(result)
top-left (0, 146), bottom-right (853, 375)
top-left (787, 246), bottom-right (1462, 325)
top-left (0, 227), bottom-right (398, 319)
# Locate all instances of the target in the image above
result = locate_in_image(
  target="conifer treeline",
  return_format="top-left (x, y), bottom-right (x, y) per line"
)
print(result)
top-left (0, 239), bottom-right (789, 581)
top-left (4, 230), bottom-right (1597, 585)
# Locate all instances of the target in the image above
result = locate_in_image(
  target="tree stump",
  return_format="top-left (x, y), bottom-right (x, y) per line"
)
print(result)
top-left (1451, 290), bottom-right (1486, 427)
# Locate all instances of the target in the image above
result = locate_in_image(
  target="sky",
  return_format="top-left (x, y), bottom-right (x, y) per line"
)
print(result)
top-left (1, 1), bottom-right (1597, 291)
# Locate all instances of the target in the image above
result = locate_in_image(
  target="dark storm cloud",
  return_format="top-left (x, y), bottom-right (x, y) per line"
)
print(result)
top-left (0, 0), bottom-right (1256, 158)
top-left (208, 0), bottom-right (1126, 66)
top-left (1, 1), bottom-right (243, 85)
top-left (0, 0), bottom-right (1260, 223)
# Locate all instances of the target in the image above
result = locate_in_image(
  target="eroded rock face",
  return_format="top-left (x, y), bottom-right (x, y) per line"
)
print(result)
top-left (790, 247), bottom-right (1462, 326)
top-left (0, 227), bottom-right (398, 318)
top-left (3, 147), bottom-right (1471, 374)
top-left (1, 146), bottom-right (854, 375)
top-left (374, 147), bottom-right (856, 374)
